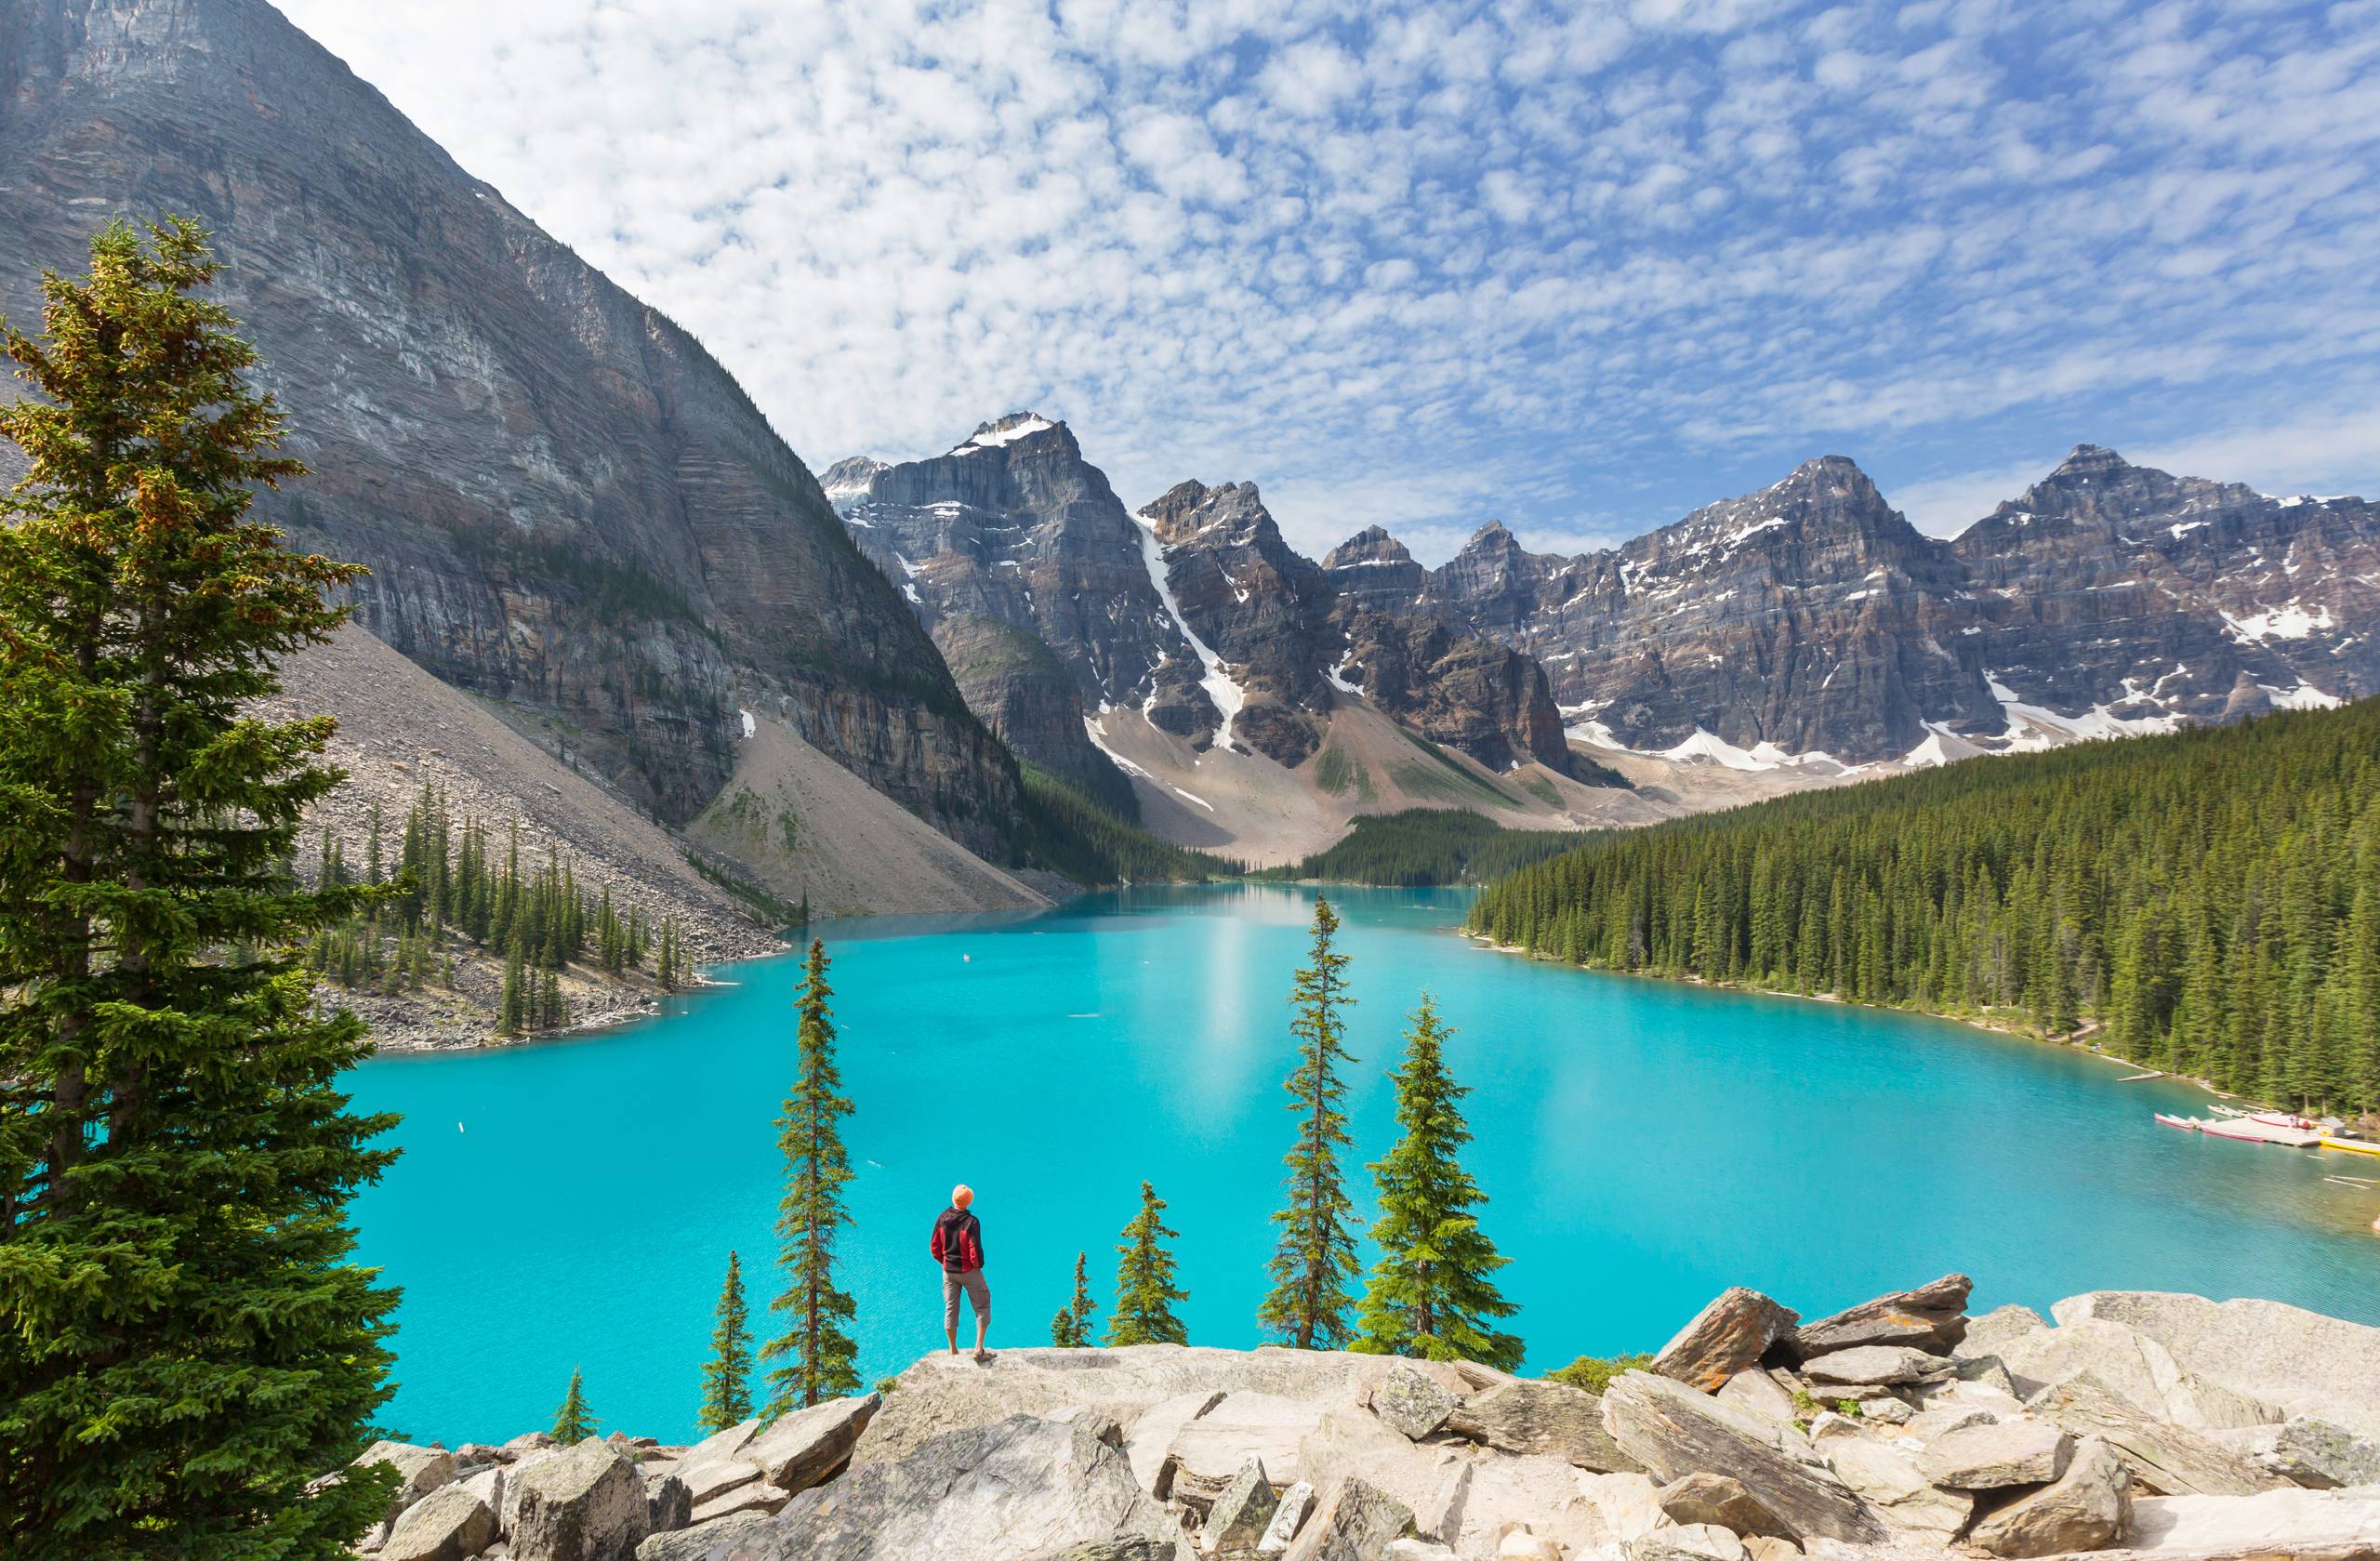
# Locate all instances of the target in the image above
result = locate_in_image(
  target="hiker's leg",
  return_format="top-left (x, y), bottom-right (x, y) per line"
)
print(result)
top-left (970, 1270), bottom-right (991, 1356)
top-left (943, 1270), bottom-right (962, 1354)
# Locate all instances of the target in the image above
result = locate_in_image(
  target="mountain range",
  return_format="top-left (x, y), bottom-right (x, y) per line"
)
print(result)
top-left (2, 0), bottom-right (2375, 893)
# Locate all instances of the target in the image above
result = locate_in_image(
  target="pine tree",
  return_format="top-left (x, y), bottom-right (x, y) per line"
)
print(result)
top-left (0, 218), bottom-right (403, 1558)
top-left (698, 1251), bottom-right (756, 1432)
top-left (1261, 894), bottom-right (1360, 1348)
top-left (763, 939), bottom-right (859, 1413)
top-left (1050, 1250), bottom-right (1098, 1347)
top-left (1354, 994), bottom-right (1523, 1369)
top-left (551, 1367), bottom-right (597, 1443)
top-left (1108, 1181), bottom-right (1189, 1346)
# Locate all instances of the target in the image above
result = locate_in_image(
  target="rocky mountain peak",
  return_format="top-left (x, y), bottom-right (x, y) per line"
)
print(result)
top-left (945, 411), bottom-right (1072, 459)
top-left (2051, 443), bottom-right (2129, 478)
top-left (818, 456), bottom-right (888, 503)
top-left (1138, 478), bottom-right (1270, 547)
top-left (1322, 525), bottom-right (1414, 570)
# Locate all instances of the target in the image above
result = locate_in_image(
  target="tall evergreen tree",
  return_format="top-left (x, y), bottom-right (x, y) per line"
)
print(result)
top-left (1354, 995), bottom-right (1523, 1369)
top-left (1260, 894), bottom-right (1361, 1348)
top-left (1108, 1181), bottom-right (1188, 1346)
top-left (551, 1367), bottom-right (596, 1442)
top-left (698, 1251), bottom-right (756, 1432)
top-left (0, 218), bottom-right (401, 1559)
top-left (763, 939), bottom-right (859, 1413)
top-left (1050, 1250), bottom-right (1097, 1347)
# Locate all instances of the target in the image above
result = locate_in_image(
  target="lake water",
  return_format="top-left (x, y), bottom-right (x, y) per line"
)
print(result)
top-left (350, 884), bottom-right (2380, 1446)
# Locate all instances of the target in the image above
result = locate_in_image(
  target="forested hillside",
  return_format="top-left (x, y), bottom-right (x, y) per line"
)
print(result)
top-left (1468, 702), bottom-right (2380, 1114)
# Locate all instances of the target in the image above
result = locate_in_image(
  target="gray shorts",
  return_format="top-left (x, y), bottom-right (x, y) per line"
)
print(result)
top-left (943, 1266), bottom-right (989, 1331)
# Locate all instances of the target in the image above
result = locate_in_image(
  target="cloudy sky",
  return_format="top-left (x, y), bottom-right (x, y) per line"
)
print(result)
top-left (271, 0), bottom-right (2380, 562)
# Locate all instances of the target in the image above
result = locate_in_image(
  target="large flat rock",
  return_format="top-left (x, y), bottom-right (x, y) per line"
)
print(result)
top-left (1792, 1275), bottom-right (1972, 1357)
top-left (723, 1413), bottom-right (1172, 1561)
top-left (1602, 1371), bottom-right (1886, 1545)
top-left (2054, 1292), bottom-right (2380, 1443)
top-left (853, 1346), bottom-right (1402, 1473)
top-left (2027, 1373), bottom-right (2287, 1498)
top-left (1165, 1391), bottom-right (1329, 1506)
top-left (2124, 1487), bottom-right (2380, 1557)
top-left (1446, 1380), bottom-right (1643, 1472)
top-left (1996, 1318), bottom-right (2274, 1432)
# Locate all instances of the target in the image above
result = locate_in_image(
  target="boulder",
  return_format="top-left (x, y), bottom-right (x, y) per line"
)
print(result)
top-left (1370, 1367), bottom-right (1459, 1441)
top-left (1917, 1419), bottom-right (2072, 1489)
top-left (1996, 1317), bottom-right (2276, 1432)
top-left (1204, 1456), bottom-right (1280, 1554)
top-left (1382, 1543), bottom-right (1459, 1561)
top-left (505, 1431), bottom-right (562, 1455)
top-left (1601, 1371), bottom-right (1886, 1544)
top-left (669, 1452), bottom-right (763, 1508)
top-left (1971, 1435), bottom-right (2130, 1557)
top-left (744, 1393), bottom-right (879, 1494)
top-left (2123, 1487), bottom-right (2380, 1556)
top-left (1295, 1402), bottom-right (1451, 1522)
top-left (1453, 1454), bottom-right (1606, 1556)
top-left (1281, 1475), bottom-right (1413, 1561)
top-left (2211, 1417), bottom-right (2380, 1490)
top-left (1125, 1389), bottom-right (1227, 1494)
top-left (1799, 1346), bottom-right (1950, 1387)
top-left (1653, 1289), bottom-right (1801, 1392)
top-left (748, 1413), bottom-right (1172, 1560)
top-left (1956, 1305), bottom-right (2048, 1361)
top-left (1714, 1370), bottom-right (1800, 1426)
top-left (1167, 1392), bottom-right (1330, 1508)
top-left (1629, 1523), bottom-right (1748, 1561)
top-left (1819, 1435), bottom-right (1974, 1542)
top-left (632, 1511), bottom-right (766, 1561)
top-left (1446, 1379), bottom-right (1642, 1472)
top-left (2029, 1372), bottom-right (2288, 1497)
top-left (1792, 1275), bottom-right (1972, 1357)
top-left (1656, 1472), bottom-right (1799, 1541)
top-left (1580, 1472), bottom-right (1669, 1542)
top-left (1862, 1398), bottom-right (1911, 1426)
top-left (680, 1420), bottom-right (760, 1465)
top-left (1500, 1531), bottom-right (1567, 1561)
top-left (1012, 1543), bottom-right (1189, 1561)
top-left (356, 1440), bottom-right (458, 1531)
top-left (641, 1467), bottom-right (691, 1536)
top-left (380, 1482), bottom-right (499, 1561)
top-left (2053, 1291), bottom-right (2380, 1441)
top-left (688, 1479), bottom-right (788, 1525)
top-left (511, 1439), bottom-right (650, 1561)
top-left (1411, 1463), bottom-right (1469, 1544)
top-left (1258, 1480), bottom-right (1316, 1554)
top-left (1904, 1405), bottom-right (1995, 1442)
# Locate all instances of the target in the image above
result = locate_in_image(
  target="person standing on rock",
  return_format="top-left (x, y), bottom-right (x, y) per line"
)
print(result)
top-left (932, 1184), bottom-right (992, 1360)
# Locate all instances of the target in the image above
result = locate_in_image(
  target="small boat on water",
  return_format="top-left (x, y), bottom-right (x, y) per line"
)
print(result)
top-left (2320, 1135), bottom-right (2380, 1158)
top-left (2156, 1113), bottom-right (2202, 1131)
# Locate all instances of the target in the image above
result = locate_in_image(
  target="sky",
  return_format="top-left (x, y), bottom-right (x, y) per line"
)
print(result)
top-left (269, 0), bottom-right (2380, 563)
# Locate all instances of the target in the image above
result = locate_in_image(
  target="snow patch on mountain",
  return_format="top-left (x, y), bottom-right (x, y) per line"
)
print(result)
top-left (1131, 509), bottom-right (1246, 753)
top-left (2222, 602), bottom-right (2336, 642)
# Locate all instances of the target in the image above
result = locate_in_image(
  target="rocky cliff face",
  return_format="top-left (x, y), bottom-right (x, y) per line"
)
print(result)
top-left (0, 0), bottom-right (1022, 852)
top-left (1409, 450), bottom-right (2379, 766)
top-left (1949, 445), bottom-right (2380, 729)
top-left (837, 424), bottom-right (1608, 784)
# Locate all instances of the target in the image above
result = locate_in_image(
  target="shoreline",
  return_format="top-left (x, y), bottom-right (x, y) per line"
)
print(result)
top-left (1463, 929), bottom-right (2252, 1110)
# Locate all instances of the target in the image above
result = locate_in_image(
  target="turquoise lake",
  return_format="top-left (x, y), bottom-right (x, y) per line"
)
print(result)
top-left (350, 884), bottom-right (2380, 1446)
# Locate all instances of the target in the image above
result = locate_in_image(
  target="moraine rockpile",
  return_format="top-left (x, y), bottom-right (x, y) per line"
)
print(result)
top-left (341, 1283), bottom-right (2380, 1561)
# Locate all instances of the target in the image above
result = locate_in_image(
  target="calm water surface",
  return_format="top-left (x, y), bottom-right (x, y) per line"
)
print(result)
top-left (350, 885), bottom-right (2380, 1445)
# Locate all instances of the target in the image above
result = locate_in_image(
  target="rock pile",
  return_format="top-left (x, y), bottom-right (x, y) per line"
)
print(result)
top-left (344, 1285), bottom-right (2380, 1561)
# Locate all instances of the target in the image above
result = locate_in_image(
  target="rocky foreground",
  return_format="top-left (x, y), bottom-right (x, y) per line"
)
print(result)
top-left (344, 1281), bottom-right (2380, 1561)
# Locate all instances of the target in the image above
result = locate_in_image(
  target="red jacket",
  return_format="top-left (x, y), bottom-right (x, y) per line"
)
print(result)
top-left (931, 1208), bottom-right (985, 1273)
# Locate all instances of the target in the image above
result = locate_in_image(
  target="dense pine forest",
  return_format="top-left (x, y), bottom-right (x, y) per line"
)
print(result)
top-left (1468, 702), bottom-right (2380, 1116)
top-left (1260, 809), bottom-right (1590, 886)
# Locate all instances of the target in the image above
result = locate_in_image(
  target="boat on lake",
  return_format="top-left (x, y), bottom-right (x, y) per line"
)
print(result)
top-left (2319, 1134), bottom-right (2380, 1158)
top-left (2156, 1113), bottom-right (2201, 1131)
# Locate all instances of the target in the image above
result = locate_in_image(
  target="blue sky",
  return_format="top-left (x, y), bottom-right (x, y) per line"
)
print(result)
top-left (272, 0), bottom-right (2380, 562)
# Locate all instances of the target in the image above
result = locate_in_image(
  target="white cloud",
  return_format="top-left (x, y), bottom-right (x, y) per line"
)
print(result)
top-left (263, 0), bottom-right (2380, 562)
